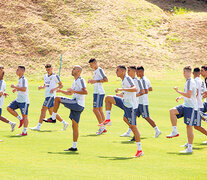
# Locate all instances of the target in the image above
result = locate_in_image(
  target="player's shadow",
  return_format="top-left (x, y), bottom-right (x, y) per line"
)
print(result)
top-left (99, 156), bottom-right (134, 161)
top-left (5, 135), bottom-right (25, 138)
top-left (167, 152), bottom-right (193, 156)
top-left (38, 130), bottom-right (57, 133)
top-left (48, 151), bottom-right (79, 155)
top-left (82, 134), bottom-right (98, 137)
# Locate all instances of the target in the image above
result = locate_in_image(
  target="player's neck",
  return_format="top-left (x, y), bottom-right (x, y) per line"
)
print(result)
top-left (94, 65), bottom-right (98, 70)
top-left (120, 74), bottom-right (125, 80)
top-left (74, 75), bottom-right (80, 80)
top-left (18, 74), bottom-right (24, 78)
top-left (48, 72), bottom-right (53, 76)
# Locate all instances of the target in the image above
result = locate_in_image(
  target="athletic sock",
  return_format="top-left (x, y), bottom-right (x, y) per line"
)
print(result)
top-left (136, 142), bottom-right (142, 151)
top-left (37, 123), bottom-right (42, 128)
top-left (52, 112), bottom-right (57, 120)
top-left (188, 144), bottom-right (193, 151)
top-left (23, 127), bottom-right (27, 134)
top-left (106, 110), bottom-right (111, 120)
top-left (127, 128), bottom-right (132, 134)
top-left (17, 115), bottom-right (22, 120)
top-left (154, 126), bottom-right (159, 132)
top-left (62, 120), bottom-right (67, 124)
top-left (8, 121), bottom-right (13, 125)
top-left (172, 126), bottom-right (178, 133)
top-left (72, 142), bottom-right (77, 148)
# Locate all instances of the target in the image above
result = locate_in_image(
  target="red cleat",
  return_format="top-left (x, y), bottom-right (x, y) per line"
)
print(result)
top-left (18, 118), bottom-right (24, 128)
top-left (98, 119), bottom-right (111, 126)
top-left (17, 132), bottom-right (27, 136)
top-left (103, 129), bottom-right (107, 133)
top-left (134, 150), bottom-right (144, 158)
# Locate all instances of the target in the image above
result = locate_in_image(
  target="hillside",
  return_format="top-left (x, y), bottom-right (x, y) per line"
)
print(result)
top-left (0, 0), bottom-right (207, 76)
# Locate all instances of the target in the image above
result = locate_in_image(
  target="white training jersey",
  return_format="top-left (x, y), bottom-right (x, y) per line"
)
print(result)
top-left (139, 76), bottom-right (152, 105)
top-left (183, 78), bottom-right (197, 110)
top-left (16, 76), bottom-right (29, 104)
top-left (93, 67), bottom-right (106, 94)
top-left (121, 75), bottom-right (137, 109)
top-left (44, 73), bottom-right (61, 97)
top-left (195, 77), bottom-right (206, 109)
top-left (132, 77), bottom-right (143, 105)
top-left (205, 78), bottom-right (207, 102)
top-left (0, 80), bottom-right (6, 108)
top-left (72, 76), bottom-right (87, 107)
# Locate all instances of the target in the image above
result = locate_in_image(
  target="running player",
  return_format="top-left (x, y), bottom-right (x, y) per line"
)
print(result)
top-left (99, 65), bottom-right (143, 158)
top-left (0, 66), bottom-right (16, 131)
top-left (120, 66), bottom-right (144, 137)
top-left (167, 66), bottom-right (197, 153)
top-left (88, 58), bottom-right (108, 135)
top-left (30, 64), bottom-right (68, 131)
top-left (46, 65), bottom-right (87, 151)
top-left (7, 66), bottom-right (29, 136)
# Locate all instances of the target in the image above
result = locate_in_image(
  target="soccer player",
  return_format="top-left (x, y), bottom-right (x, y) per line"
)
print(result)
top-left (200, 65), bottom-right (207, 115)
top-left (46, 65), bottom-right (87, 151)
top-left (7, 66), bottom-right (29, 136)
top-left (120, 66), bottom-right (144, 137)
top-left (88, 58), bottom-right (108, 135)
top-left (135, 66), bottom-right (161, 138)
top-left (99, 65), bottom-right (144, 157)
top-left (167, 66), bottom-right (197, 153)
top-left (30, 64), bottom-right (68, 131)
top-left (0, 66), bottom-right (16, 131)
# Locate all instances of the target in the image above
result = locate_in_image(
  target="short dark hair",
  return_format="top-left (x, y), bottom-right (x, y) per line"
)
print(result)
top-left (88, 58), bottom-right (96, 63)
top-left (201, 65), bottom-right (207, 71)
top-left (117, 65), bottom-right (126, 70)
top-left (18, 65), bottom-right (25, 71)
top-left (193, 67), bottom-right (200, 73)
top-left (128, 66), bottom-right (136, 70)
top-left (137, 66), bottom-right (144, 71)
top-left (183, 66), bottom-right (192, 72)
top-left (45, 64), bottom-right (52, 68)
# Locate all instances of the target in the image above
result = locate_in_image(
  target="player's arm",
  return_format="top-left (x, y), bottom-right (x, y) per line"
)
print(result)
top-left (176, 96), bottom-right (184, 102)
top-left (136, 89), bottom-right (144, 97)
top-left (50, 81), bottom-right (63, 93)
top-left (0, 91), bottom-right (3, 97)
top-left (88, 77), bottom-right (108, 84)
top-left (57, 89), bottom-right (72, 95)
top-left (174, 87), bottom-right (192, 98)
top-left (67, 87), bottom-right (88, 95)
top-left (11, 84), bottom-right (26, 92)
top-left (116, 92), bottom-right (124, 97)
top-left (148, 87), bottom-right (152, 91)
top-left (38, 84), bottom-right (45, 90)
top-left (203, 91), bottom-right (207, 98)
top-left (115, 85), bottom-right (137, 93)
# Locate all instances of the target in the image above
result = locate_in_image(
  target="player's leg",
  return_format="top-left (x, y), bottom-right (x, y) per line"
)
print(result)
top-left (120, 116), bottom-right (132, 137)
top-left (0, 108), bottom-right (16, 131)
top-left (18, 103), bottom-right (29, 136)
top-left (194, 126), bottom-right (207, 135)
top-left (180, 125), bottom-right (193, 153)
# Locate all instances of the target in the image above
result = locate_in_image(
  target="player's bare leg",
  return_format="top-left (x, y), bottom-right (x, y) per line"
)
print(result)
top-left (0, 116), bottom-right (16, 131)
top-left (166, 108), bottom-right (179, 138)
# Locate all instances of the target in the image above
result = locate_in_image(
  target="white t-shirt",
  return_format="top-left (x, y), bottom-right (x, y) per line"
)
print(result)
top-left (132, 77), bottom-right (143, 105)
top-left (139, 76), bottom-right (152, 105)
top-left (16, 76), bottom-right (29, 104)
top-left (72, 77), bottom-right (87, 107)
top-left (194, 77), bottom-right (206, 109)
top-left (44, 73), bottom-right (61, 97)
top-left (184, 78), bottom-right (197, 110)
top-left (0, 80), bottom-right (6, 108)
top-left (93, 67), bottom-right (106, 94)
top-left (121, 75), bottom-right (137, 109)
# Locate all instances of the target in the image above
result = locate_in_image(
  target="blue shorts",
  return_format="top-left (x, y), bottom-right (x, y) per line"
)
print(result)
top-left (93, 94), bottom-right (105, 108)
top-left (8, 100), bottom-right (29, 115)
top-left (60, 97), bottom-right (84, 124)
top-left (194, 109), bottom-right (202, 126)
top-left (175, 105), bottom-right (196, 126)
top-left (0, 108), bottom-right (2, 116)
top-left (202, 102), bottom-right (207, 113)
top-left (113, 96), bottom-right (136, 125)
top-left (137, 104), bottom-right (150, 118)
top-left (43, 97), bottom-right (54, 109)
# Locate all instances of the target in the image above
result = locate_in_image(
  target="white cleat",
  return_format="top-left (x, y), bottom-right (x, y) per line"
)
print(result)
top-left (180, 143), bottom-right (188, 147)
top-left (96, 128), bottom-right (105, 135)
top-left (180, 148), bottom-right (193, 154)
top-left (62, 123), bottom-right (69, 131)
top-left (166, 131), bottom-right (179, 138)
top-left (155, 130), bottom-right (161, 138)
top-left (202, 141), bottom-right (207, 144)
top-left (120, 132), bottom-right (131, 137)
top-left (30, 126), bottom-right (40, 131)
top-left (11, 123), bottom-right (16, 132)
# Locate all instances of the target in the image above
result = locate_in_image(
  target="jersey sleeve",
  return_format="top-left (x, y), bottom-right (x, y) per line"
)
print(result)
top-left (99, 68), bottom-right (107, 79)
top-left (54, 75), bottom-right (61, 83)
top-left (187, 80), bottom-right (192, 91)
top-left (141, 79), bottom-right (147, 89)
top-left (22, 78), bottom-right (28, 88)
top-left (0, 81), bottom-right (5, 92)
top-left (137, 80), bottom-right (143, 90)
top-left (147, 79), bottom-right (152, 88)
top-left (80, 78), bottom-right (86, 89)
top-left (126, 77), bottom-right (134, 87)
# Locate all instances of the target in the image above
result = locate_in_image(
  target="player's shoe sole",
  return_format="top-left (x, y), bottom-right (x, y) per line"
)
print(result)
top-left (43, 118), bottom-right (56, 123)
top-left (120, 133), bottom-right (131, 137)
top-left (180, 149), bottom-right (193, 153)
top-left (98, 119), bottom-right (111, 126)
top-left (17, 132), bottom-right (27, 136)
top-left (166, 133), bottom-right (179, 138)
top-left (64, 147), bottom-right (78, 151)
top-left (30, 127), bottom-right (40, 131)
top-left (134, 150), bottom-right (144, 158)
top-left (11, 123), bottom-right (16, 132)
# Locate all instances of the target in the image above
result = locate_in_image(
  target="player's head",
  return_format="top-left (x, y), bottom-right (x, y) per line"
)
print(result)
top-left (136, 66), bottom-right (144, 77)
top-left (127, 66), bottom-right (136, 78)
top-left (201, 65), bottom-right (207, 78)
top-left (193, 67), bottom-right (200, 77)
top-left (45, 64), bottom-right (53, 74)
top-left (183, 66), bottom-right (192, 79)
top-left (116, 65), bottom-right (126, 78)
top-left (0, 66), bottom-right (4, 79)
top-left (88, 58), bottom-right (98, 70)
top-left (16, 65), bottom-right (25, 76)
top-left (72, 65), bottom-right (82, 77)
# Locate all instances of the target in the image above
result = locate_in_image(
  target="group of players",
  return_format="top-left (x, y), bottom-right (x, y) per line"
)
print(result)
top-left (0, 60), bottom-right (207, 157)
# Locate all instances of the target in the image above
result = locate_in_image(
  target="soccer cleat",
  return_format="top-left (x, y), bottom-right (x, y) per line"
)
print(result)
top-left (129, 136), bottom-right (135, 142)
top-left (30, 126), bottom-right (40, 131)
top-left (180, 148), bottom-right (193, 154)
top-left (18, 118), bottom-right (24, 128)
top-left (180, 143), bottom-right (188, 147)
top-left (120, 132), bottom-right (131, 137)
top-left (43, 118), bottom-right (56, 123)
top-left (202, 141), bottom-right (207, 144)
top-left (166, 132), bottom-right (179, 138)
top-left (103, 129), bottom-right (107, 133)
top-left (11, 123), bottom-right (16, 132)
top-left (200, 111), bottom-right (207, 121)
top-left (17, 132), bottom-right (27, 136)
top-left (64, 147), bottom-right (78, 151)
top-left (134, 150), bottom-right (144, 158)
top-left (155, 130), bottom-right (162, 138)
top-left (0, 140), bottom-right (3, 142)
top-left (62, 122), bottom-right (69, 131)
top-left (98, 119), bottom-right (111, 126)
top-left (96, 128), bottom-right (105, 135)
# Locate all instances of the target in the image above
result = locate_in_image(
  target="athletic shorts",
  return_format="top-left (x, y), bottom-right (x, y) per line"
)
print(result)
top-left (137, 104), bottom-right (150, 118)
top-left (60, 97), bottom-right (84, 124)
top-left (193, 109), bottom-right (202, 127)
top-left (93, 94), bottom-right (105, 108)
top-left (175, 105), bottom-right (196, 126)
top-left (0, 108), bottom-right (2, 116)
top-left (202, 102), bottom-right (207, 113)
top-left (113, 96), bottom-right (136, 125)
top-left (43, 96), bottom-right (54, 109)
top-left (8, 100), bottom-right (29, 115)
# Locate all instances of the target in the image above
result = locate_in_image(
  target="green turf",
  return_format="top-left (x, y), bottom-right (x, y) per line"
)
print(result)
top-left (0, 72), bottom-right (207, 179)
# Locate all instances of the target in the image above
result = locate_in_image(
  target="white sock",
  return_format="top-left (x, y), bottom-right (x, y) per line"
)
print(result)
top-left (136, 142), bottom-right (142, 151)
top-left (17, 115), bottom-right (22, 120)
top-left (37, 123), bottom-right (42, 128)
top-left (72, 142), bottom-right (77, 148)
top-left (23, 127), bottom-right (27, 133)
top-left (188, 144), bottom-right (193, 151)
top-left (62, 120), bottom-right (67, 124)
top-left (172, 126), bottom-right (178, 133)
top-left (127, 128), bottom-right (131, 134)
top-left (106, 110), bottom-right (111, 120)
top-left (8, 121), bottom-right (13, 125)
top-left (52, 112), bottom-right (57, 120)
top-left (154, 126), bottom-right (159, 132)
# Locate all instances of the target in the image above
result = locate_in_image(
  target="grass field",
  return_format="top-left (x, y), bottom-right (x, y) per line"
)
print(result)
top-left (1, 71), bottom-right (207, 179)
